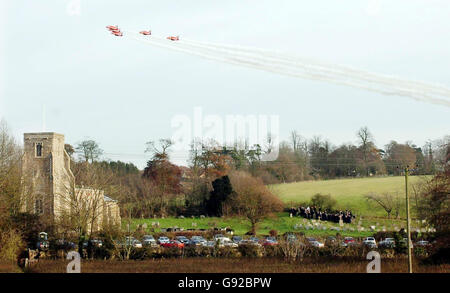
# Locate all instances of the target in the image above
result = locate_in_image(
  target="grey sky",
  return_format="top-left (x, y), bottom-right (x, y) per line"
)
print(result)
top-left (1, 0), bottom-right (449, 168)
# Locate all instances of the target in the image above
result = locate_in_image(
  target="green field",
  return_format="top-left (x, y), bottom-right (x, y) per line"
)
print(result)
top-left (125, 176), bottom-right (431, 237)
top-left (270, 175), bottom-right (429, 218)
top-left (128, 213), bottom-right (377, 238)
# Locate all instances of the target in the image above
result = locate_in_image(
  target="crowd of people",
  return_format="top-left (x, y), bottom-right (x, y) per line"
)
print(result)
top-left (289, 206), bottom-right (355, 224)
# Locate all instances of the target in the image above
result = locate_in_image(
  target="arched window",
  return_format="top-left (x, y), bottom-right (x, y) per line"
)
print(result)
top-left (36, 143), bottom-right (43, 157)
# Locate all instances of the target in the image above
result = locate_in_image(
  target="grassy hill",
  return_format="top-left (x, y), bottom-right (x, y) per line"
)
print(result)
top-left (125, 176), bottom-right (431, 237)
top-left (270, 176), bottom-right (430, 218)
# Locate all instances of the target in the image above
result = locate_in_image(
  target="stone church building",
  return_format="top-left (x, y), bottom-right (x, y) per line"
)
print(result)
top-left (21, 132), bottom-right (121, 232)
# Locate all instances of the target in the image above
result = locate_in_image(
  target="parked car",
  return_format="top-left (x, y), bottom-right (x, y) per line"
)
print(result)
top-left (416, 240), bottom-right (430, 247)
top-left (305, 237), bottom-right (324, 248)
top-left (379, 238), bottom-right (396, 248)
top-left (175, 236), bottom-right (190, 244)
top-left (204, 241), bottom-right (216, 248)
top-left (125, 237), bottom-right (142, 248)
top-left (190, 236), bottom-right (207, 246)
top-left (362, 237), bottom-right (377, 248)
top-left (326, 236), bottom-right (337, 246)
top-left (215, 236), bottom-right (231, 244)
top-left (249, 237), bottom-right (260, 243)
top-left (161, 240), bottom-right (184, 249)
top-left (36, 232), bottom-right (49, 251)
top-left (142, 235), bottom-right (157, 247)
top-left (344, 237), bottom-right (357, 246)
top-left (91, 239), bottom-right (103, 248)
top-left (232, 236), bottom-right (242, 243)
top-left (82, 239), bottom-right (103, 248)
top-left (239, 240), bottom-right (262, 247)
top-left (158, 236), bottom-right (170, 244)
top-left (214, 234), bottom-right (227, 241)
top-left (217, 238), bottom-right (238, 248)
top-left (262, 237), bottom-right (278, 246)
top-left (310, 240), bottom-right (325, 248)
top-left (286, 234), bottom-right (297, 242)
top-left (400, 238), bottom-right (414, 248)
top-left (56, 239), bottom-right (76, 250)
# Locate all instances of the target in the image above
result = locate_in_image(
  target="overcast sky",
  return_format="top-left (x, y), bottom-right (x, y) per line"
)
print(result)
top-left (1, 0), bottom-right (449, 168)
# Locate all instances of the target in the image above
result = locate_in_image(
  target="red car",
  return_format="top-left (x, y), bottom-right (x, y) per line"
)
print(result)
top-left (160, 240), bottom-right (184, 248)
top-left (344, 237), bottom-right (356, 245)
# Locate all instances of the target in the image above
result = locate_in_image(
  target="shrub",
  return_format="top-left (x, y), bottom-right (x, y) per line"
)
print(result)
top-left (0, 229), bottom-right (25, 263)
top-left (310, 194), bottom-right (337, 210)
top-left (263, 245), bottom-right (279, 257)
top-left (238, 244), bottom-right (262, 258)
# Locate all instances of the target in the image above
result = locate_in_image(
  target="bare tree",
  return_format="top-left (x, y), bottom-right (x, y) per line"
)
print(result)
top-left (145, 139), bottom-right (173, 159)
top-left (76, 140), bottom-right (103, 163)
top-left (357, 126), bottom-right (374, 176)
top-left (364, 192), bottom-right (402, 219)
top-left (0, 120), bottom-right (25, 220)
top-left (290, 131), bottom-right (303, 152)
top-left (57, 162), bottom-right (121, 243)
top-left (279, 238), bottom-right (307, 262)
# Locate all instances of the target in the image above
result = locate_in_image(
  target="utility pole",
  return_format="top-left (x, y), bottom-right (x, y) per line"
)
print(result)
top-left (405, 166), bottom-right (413, 273)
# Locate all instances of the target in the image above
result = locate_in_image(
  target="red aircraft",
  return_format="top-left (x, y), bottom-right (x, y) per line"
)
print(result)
top-left (139, 30), bottom-right (151, 35)
top-left (167, 36), bottom-right (179, 41)
top-left (112, 31), bottom-right (123, 37)
top-left (106, 25), bottom-right (119, 31)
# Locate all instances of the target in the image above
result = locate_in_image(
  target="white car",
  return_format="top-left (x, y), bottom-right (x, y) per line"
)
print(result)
top-left (125, 237), bottom-right (142, 248)
top-left (310, 240), bottom-right (325, 248)
top-left (217, 238), bottom-right (238, 248)
top-left (379, 238), bottom-right (395, 248)
top-left (215, 236), bottom-right (231, 243)
top-left (214, 234), bottom-right (226, 241)
top-left (158, 236), bottom-right (170, 244)
top-left (363, 237), bottom-right (377, 248)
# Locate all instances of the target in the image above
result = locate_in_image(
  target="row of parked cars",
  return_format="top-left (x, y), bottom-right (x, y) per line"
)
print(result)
top-left (61, 235), bottom-right (431, 251)
top-left (285, 234), bottom-right (431, 249)
top-left (116, 234), bottom-right (279, 249)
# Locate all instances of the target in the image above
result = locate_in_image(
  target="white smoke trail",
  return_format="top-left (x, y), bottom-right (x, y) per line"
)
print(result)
top-left (127, 32), bottom-right (450, 107)
top-left (181, 38), bottom-right (450, 97)
top-left (143, 36), bottom-right (450, 106)
top-left (179, 37), bottom-right (450, 100)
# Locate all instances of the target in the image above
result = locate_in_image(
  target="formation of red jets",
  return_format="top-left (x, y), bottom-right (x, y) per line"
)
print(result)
top-left (106, 25), bottom-right (123, 37)
top-left (106, 25), bottom-right (179, 41)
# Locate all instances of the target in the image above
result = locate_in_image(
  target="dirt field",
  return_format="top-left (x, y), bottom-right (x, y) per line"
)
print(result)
top-left (18, 257), bottom-right (450, 273)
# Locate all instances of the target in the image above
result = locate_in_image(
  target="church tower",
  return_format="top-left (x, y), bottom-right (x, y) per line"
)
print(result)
top-left (22, 132), bottom-right (75, 218)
